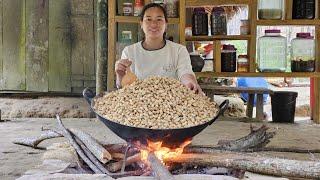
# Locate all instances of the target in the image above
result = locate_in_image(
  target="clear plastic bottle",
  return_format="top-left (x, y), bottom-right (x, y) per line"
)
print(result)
top-left (291, 32), bottom-right (315, 72)
top-left (258, 0), bottom-right (283, 19)
top-left (257, 29), bottom-right (287, 72)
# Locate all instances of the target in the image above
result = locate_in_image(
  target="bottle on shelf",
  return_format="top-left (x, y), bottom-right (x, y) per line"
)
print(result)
top-left (221, 44), bottom-right (237, 72)
top-left (257, 29), bottom-right (287, 72)
top-left (123, 2), bottom-right (134, 16)
top-left (192, 7), bottom-right (209, 36)
top-left (291, 32), bottom-right (315, 72)
top-left (134, 0), bottom-right (144, 16)
top-left (292, 0), bottom-right (315, 19)
top-left (211, 7), bottom-right (227, 35)
top-left (258, 0), bottom-right (283, 20)
top-left (237, 55), bottom-right (249, 72)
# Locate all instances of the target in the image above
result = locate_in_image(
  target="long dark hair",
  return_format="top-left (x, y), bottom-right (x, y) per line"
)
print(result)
top-left (139, 3), bottom-right (168, 40)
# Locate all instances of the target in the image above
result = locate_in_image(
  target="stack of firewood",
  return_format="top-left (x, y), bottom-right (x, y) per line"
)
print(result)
top-left (13, 115), bottom-right (320, 179)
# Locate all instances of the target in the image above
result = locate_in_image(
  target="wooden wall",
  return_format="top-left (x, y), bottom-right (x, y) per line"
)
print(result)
top-left (0, 0), bottom-right (96, 93)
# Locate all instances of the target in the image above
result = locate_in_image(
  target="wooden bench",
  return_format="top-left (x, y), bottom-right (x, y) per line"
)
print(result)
top-left (200, 85), bottom-right (274, 120)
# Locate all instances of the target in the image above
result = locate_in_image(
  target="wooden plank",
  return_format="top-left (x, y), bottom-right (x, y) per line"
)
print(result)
top-left (257, 20), bottom-right (320, 25)
top-left (71, 0), bottom-right (93, 15)
top-left (25, 0), bottom-right (49, 92)
top-left (2, 0), bottom-right (26, 90)
top-left (248, 0), bottom-right (257, 72)
top-left (199, 85), bottom-right (273, 94)
top-left (246, 94), bottom-right (254, 118)
top-left (185, 35), bottom-right (251, 41)
top-left (285, 0), bottom-right (292, 20)
top-left (115, 16), bottom-right (179, 24)
top-left (48, 0), bottom-right (71, 92)
top-left (186, 0), bottom-right (250, 6)
top-left (256, 94), bottom-right (264, 120)
top-left (314, 78), bottom-right (320, 123)
top-left (195, 72), bottom-right (320, 78)
top-left (107, 0), bottom-right (116, 91)
top-left (179, 0), bottom-right (186, 45)
top-left (214, 41), bottom-right (221, 72)
top-left (70, 17), bottom-right (94, 89)
top-left (0, 0), bottom-right (3, 89)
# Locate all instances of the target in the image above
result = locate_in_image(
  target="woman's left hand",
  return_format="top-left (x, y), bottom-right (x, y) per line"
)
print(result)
top-left (180, 74), bottom-right (204, 95)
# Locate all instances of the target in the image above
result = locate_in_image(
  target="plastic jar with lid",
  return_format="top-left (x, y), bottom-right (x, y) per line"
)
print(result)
top-left (292, 0), bottom-right (315, 19)
top-left (192, 8), bottom-right (208, 36)
top-left (211, 7), bottom-right (227, 35)
top-left (240, 20), bottom-right (249, 35)
top-left (237, 55), bottom-right (249, 72)
top-left (221, 44), bottom-right (237, 72)
top-left (258, 0), bottom-right (283, 19)
top-left (291, 32), bottom-right (315, 72)
top-left (257, 29), bottom-right (287, 72)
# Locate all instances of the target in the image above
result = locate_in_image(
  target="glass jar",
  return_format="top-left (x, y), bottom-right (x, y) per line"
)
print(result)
top-left (257, 29), bottom-right (287, 72)
top-left (211, 7), bottom-right (227, 35)
top-left (123, 3), bottom-right (133, 16)
top-left (165, 0), bottom-right (178, 18)
top-left (240, 20), bottom-right (249, 35)
top-left (291, 32), bottom-right (315, 72)
top-left (192, 8), bottom-right (208, 36)
top-left (292, 0), bottom-right (315, 19)
top-left (237, 55), bottom-right (249, 72)
top-left (202, 59), bottom-right (214, 72)
top-left (221, 44), bottom-right (237, 72)
top-left (258, 0), bottom-right (283, 19)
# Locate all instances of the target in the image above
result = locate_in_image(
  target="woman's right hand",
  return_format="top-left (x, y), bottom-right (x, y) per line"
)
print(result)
top-left (115, 59), bottom-right (132, 88)
top-left (115, 59), bottom-right (132, 78)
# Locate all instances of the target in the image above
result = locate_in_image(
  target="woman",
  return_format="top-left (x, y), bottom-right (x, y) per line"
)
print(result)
top-left (115, 3), bottom-right (202, 93)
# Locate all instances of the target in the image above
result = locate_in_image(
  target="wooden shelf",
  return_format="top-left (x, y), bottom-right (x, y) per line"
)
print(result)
top-left (186, 0), bottom-right (250, 6)
top-left (185, 35), bottom-right (251, 41)
top-left (257, 19), bottom-right (320, 26)
top-left (115, 16), bottom-right (180, 24)
top-left (195, 72), bottom-right (320, 78)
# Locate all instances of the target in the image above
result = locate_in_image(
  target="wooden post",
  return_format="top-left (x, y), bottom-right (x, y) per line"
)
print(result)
top-left (248, 0), bottom-right (257, 72)
top-left (179, 0), bottom-right (186, 45)
top-left (214, 41), bottom-right (221, 72)
top-left (107, 0), bottom-right (116, 91)
top-left (96, 0), bottom-right (107, 94)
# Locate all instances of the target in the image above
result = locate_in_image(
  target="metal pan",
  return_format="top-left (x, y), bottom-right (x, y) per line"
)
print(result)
top-left (83, 88), bottom-right (228, 147)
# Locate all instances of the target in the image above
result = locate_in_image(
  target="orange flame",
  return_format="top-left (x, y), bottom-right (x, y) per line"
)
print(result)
top-left (140, 140), bottom-right (192, 164)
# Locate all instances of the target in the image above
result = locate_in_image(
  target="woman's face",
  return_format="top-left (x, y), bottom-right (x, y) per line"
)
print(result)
top-left (141, 7), bottom-right (167, 40)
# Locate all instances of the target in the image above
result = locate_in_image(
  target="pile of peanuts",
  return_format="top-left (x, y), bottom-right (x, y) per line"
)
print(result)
top-left (93, 76), bottom-right (218, 129)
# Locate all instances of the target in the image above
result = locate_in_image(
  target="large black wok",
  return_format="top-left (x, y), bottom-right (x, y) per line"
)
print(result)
top-left (83, 88), bottom-right (228, 147)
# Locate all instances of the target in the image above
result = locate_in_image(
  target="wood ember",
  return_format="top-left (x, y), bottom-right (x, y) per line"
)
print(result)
top-left (165, 152), bottom-right (320, 179)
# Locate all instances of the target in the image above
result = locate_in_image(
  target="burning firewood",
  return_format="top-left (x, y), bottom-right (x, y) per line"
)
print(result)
top-left (107, 153), bottom-right (141, 172)
top-left (148, 152), bottom-right (175, 180)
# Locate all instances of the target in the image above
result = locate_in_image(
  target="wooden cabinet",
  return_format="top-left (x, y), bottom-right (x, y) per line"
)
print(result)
top-left (107, 0), bottom-right (320, 123)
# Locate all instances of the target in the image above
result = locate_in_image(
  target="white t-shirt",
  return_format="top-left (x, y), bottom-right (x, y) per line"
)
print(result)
top-left (121, 40), bottom-right (194, 80)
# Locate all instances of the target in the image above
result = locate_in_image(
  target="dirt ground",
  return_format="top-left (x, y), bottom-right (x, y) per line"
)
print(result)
top-left (1, 118), bottom-right (320, 180)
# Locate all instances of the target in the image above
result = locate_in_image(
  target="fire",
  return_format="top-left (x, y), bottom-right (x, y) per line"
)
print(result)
top-left (140, 139), bottom-right (192, 163)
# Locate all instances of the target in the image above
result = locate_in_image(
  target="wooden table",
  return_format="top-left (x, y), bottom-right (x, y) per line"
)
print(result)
top-left (200, 85), bottom-right (274, 120)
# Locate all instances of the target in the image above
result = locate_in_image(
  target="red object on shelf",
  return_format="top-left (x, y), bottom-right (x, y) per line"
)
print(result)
top-left (310, 78), bottom-right (314, 119)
